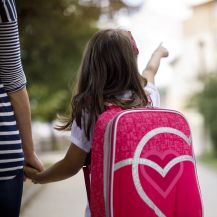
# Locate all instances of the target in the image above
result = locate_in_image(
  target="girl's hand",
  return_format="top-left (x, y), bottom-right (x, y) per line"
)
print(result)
top-left (154, 43), bottom-right (169, 58)
top-left (24, 166), bottom-right (41, 184)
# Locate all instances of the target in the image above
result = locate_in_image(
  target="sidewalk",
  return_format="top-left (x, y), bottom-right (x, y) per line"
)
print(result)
top-left (20, 172), bottom-right (87, 217)
top-left (197, 163), bottom-right (217, 217)
top-left (20, 151), bottom-right (87, 217)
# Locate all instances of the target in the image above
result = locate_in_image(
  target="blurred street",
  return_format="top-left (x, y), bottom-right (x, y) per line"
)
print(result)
top-left (197, 164), bottom-right (217, 217)
top-left (20, 151), bottom-right (217, 217)
top-left (20, 172), bottom-right (86, 217)
top-left (20, 151), bottom-right (87, 217)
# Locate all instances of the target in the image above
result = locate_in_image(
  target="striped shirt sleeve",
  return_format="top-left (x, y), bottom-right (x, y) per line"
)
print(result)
top-left (0, 0), bottom-right (26, 93)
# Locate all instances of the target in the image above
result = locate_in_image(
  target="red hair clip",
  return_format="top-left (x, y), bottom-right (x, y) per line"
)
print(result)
top-left (127, 31), bottom-right (139, 56)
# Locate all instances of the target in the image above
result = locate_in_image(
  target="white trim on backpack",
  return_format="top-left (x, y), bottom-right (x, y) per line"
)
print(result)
top-left (103, 109), bottom-right (202, 217)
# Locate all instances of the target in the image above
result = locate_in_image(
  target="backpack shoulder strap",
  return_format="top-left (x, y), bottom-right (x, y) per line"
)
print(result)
top-left (83, 165), bottom-right (91, 204)
top-left (83, 106), bottom-right (122, 207)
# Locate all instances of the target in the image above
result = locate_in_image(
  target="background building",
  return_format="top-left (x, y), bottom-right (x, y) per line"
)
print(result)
top-left (165, 0), bottom-right (217, 154)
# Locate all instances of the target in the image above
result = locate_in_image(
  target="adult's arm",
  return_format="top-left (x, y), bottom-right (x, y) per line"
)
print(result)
top-left (8, 88), bottom-right (43, 171)
top-left (0, 0), bottom-right (43, 171)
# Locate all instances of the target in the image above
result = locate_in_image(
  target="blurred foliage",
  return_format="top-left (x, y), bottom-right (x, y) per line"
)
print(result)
top-left (16, 0), bottom-right (140, 122)
top-left (16, 0), bottom-right (101, 121)
top-left (83, 0), bottom-right (144, 18)
top-left (198, 151), bottom-right (217, 170)
top-left (189, 73), bottom-right (217, 156)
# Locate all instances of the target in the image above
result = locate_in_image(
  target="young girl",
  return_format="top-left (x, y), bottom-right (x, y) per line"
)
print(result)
top-left (25, 29), bottom-right (168, 216)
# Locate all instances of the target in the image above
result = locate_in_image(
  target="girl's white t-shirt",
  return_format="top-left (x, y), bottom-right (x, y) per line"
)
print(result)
top-left (70, 82), bottom-right (160, 217)
top-left (71, 82), bottom-right (160, 152)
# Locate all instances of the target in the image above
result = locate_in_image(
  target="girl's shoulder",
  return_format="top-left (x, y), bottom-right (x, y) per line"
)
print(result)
top-left (70, 115), bottom-right (93, 153)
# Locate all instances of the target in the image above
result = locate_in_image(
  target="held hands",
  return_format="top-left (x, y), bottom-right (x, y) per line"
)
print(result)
top-left (24, 166), bottom-right (41, 184)
top-left (24, 152), bottom-right (44, 183)
top-left (25, 152), bottom-right (44, 172)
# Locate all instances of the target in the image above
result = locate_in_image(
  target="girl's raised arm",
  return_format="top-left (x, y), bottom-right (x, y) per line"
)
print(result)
top-left (142, 43), bottom-right (169, 84)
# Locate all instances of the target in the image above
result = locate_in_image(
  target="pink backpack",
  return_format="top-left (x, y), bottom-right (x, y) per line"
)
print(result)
top-left (84, 106), bottom-right (203, 217)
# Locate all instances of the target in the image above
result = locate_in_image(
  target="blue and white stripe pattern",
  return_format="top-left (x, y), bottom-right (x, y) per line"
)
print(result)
top-left (0, 0), bottom-right (26, 93)
top-left (0, 0), bottom-right (25, 180)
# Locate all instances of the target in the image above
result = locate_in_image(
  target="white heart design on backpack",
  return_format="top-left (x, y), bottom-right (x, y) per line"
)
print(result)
top-left (131, 127), bottom-right (194, 217)
top-left (113, 127), bottom-right (194, 217)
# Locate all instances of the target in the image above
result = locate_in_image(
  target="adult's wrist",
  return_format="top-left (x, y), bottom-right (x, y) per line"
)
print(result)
top-left (23, 150), bottom-right (36, 160)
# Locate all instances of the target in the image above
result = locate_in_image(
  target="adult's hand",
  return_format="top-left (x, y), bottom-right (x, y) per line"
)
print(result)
top-left (24, 165), bottom-right (40, 184)
top-left (23, 152), bottom-right (44, 181)
top-left (25, 152), bottom-right (44, 172)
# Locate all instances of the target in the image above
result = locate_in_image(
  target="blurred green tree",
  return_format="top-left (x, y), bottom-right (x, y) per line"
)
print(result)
top-left (16, 0), bottom-right (143, 149)
top-left (190, 73), bottom-right (217, 156)
top-left (16, 0), bottom-right (140, 122)
top-left (16, 0), bottom-right (101, 121)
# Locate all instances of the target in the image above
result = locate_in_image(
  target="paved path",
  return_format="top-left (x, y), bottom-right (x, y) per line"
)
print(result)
top-left (21, 171), bottom-right (87, 217)
top-left (20, 151), bottom-right (87, 217)
top-left (197, 164), bottom-right (217, 217)
top-left (20, 151), bottom-right (217, 217)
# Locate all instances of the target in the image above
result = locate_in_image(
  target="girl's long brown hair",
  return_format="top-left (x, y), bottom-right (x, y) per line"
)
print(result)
top-left (59, 29), bottom-right (148, 139)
